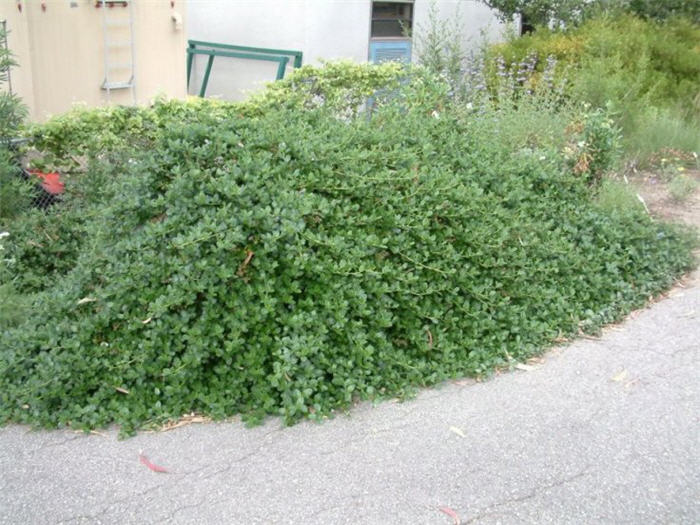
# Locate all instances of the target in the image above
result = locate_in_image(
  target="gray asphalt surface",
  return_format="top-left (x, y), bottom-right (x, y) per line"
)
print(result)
top-left (1, 275), bottom-right (698, 525)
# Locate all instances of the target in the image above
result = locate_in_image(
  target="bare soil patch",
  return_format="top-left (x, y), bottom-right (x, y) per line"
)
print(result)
top-left (631, 168), bottom-right (700, 284)
top-left (632, 169), bottom-right (700, 228)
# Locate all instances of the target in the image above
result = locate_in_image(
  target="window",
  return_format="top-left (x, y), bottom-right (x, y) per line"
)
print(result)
top-left (371, 2), bottom-right (413, 39)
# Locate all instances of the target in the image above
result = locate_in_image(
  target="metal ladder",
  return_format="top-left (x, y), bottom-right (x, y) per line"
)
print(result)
top-left (100, 0), bottom-right (135, 103)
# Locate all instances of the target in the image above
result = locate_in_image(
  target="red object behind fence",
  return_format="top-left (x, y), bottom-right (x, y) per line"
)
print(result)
top-left (29, 170), bottom-right (64, 195)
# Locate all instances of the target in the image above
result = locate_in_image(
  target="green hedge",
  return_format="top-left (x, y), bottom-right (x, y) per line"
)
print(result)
top-left (0, 64), bottom-right (696, 434)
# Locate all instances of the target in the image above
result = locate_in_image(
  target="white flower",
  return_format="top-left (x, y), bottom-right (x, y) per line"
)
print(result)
top-left (0, 232), bottom-right (9, 239)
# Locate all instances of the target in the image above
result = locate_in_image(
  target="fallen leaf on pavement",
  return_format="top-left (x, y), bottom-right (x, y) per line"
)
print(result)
top-left (611, 369), bottom-right (628, 382)
top-left (515, 363), bottom-right (535, 372)
top-left (139, 451), bottom-right (169, 473)
top-left (449, 426), bottom-right (465, 438)
top-left (438, 506), bottom-right (461, 524)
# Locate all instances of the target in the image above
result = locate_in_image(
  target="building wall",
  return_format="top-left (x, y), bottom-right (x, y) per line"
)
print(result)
top-left (414, 1), bottom-right (509, 49)
top-left (0, 0), bottom-right (187, 122)
top-left (187, 0), bottom-right (508, 101)
top-left (187, 0), bottom-right (373, 100)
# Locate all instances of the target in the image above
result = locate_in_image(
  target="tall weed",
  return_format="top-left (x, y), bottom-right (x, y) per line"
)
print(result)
top-left (489, 14), bottom-right (700, 162)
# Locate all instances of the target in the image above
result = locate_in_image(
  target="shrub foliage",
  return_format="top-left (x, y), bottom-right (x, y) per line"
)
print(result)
top-left (490, 14), bottom-right (700, 114)
top-left (488, 13), bottom-right (700, 163)
top-left (0, 64), bottom-right (696, 434)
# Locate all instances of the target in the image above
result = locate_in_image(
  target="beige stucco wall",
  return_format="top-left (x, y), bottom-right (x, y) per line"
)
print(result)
top-left (0, 0), bottom-right (187, 122)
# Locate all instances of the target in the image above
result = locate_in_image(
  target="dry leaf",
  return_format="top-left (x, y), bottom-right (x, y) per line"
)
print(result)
top-left (115, 386), bottom-right (130, 395)
top-left (438, 506), bottom-right (461, 525)
top-left (515, 363), bottom-right (535, 372)
top-left (76, 297), bottom-right (96, 305)
top-left (139, 451), bottom-right (169, 473)
top-left (142, 317), bottom-right (152, 324)
top-left (611, 369), bottom-right (628, 382)
top-left (160, 414), bottom-right (210, 432)
top-left (636, 193), bottom-right (651, 215)
top-left (236, 250), bottom-right (255, 277)
top-left (449, 426), bottom-right (465, 438)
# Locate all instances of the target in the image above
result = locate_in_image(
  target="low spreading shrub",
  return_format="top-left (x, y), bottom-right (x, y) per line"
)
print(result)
top-left (0, 64), bottom-right (696, 435)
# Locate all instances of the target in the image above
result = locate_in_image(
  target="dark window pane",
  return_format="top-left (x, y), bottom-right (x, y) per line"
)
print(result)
top-left (371, 20), bottom-right (410, 38)
top-left (371, 2), bottom-right (413, 38)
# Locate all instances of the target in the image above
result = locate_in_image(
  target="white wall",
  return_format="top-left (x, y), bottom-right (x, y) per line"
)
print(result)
top-left (187, 0), bottom-right (506, 101)
top-left (414, 1), bottom-right (507, 50)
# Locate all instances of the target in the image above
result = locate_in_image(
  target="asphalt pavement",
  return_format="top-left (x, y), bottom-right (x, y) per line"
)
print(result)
top-left (1, 274), bottom-right (698, 524)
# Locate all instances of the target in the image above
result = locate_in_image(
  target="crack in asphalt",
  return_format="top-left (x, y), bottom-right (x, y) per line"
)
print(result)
top-left (462, 468), bottom-right (591, 524)
top-left (317, 421), bottom-right (419, 456)
top-left (157, 497), bottom-right (208, 523)
top-left (27, 434), bottom-right (84, 455)
top-left (59, 481), bottom-right (170, 524)
top-left (197, 428), bottom-right (283, 482)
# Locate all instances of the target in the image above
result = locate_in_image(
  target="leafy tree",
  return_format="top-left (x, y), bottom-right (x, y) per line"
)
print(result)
top-left (481, 0), bottom-right (588, 27)
top-left (482, 0), bottom-right (700, 28)
top-left (624, 0), bottom-right (699, 23)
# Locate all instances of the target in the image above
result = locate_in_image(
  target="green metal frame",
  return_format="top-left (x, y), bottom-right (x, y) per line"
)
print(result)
top-left (188, 40), bottom-right (303, 68)
top-left (186, 39), bottom-right (303, 97)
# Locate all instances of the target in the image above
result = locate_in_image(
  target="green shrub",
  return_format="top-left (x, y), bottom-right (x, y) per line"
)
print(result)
top-left (668, 174), bottom-right (699, 202)
top-left (564, 105), bottom-right (622, 182)
top-left (623, 0), bottom-right (700, 23)
top-left (623, 107), bottom-right (700, 167)
top-left (491, 15), bottom-right (700, 112)
top-left (0, 149), bottom-right (32, 220)
top-left (488, 14), bottom-right (700, 161)
top-left (28, 98), bottom-right (242, 172)
top-left (0, 24), bottom-right (30, 220)
top-left (244, 60), bottom-right (404, 117)
top-left (0, 64), bottom-right (696, 435)
top-left (594, 178), bottom-right (646, 216)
